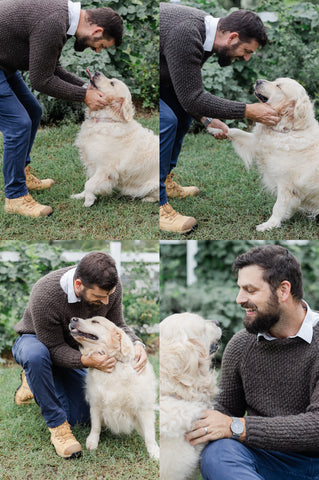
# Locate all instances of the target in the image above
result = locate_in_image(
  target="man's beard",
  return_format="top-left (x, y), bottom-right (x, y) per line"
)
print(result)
top-left (74, 36), bottom-right (90, 52)
top-left (242, 292), bottom-right (281, 334)
top-left (217, 42), bottom-right (241, 67)
top-left (77, 289), bottom-right (103, 309)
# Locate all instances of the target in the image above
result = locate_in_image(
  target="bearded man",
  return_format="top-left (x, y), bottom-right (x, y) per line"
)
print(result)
top-left (159, 3), bottom-right (281, 233)
top-left (0, 0), bottom-right (123, 217)
top-left (185, 244), bottom-right (319, 480)
top-left (12, 252), bottom-right (147, 459)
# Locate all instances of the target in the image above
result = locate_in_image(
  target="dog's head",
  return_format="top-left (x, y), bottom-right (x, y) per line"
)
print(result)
top-left (69, 316), bottom-right (134, 361)
top-left (254, 77), bottom-right (315, 131)
top-left (160, 313), bottom-right (221, 401)
top-left (86, 70), bottom-right (134, 122)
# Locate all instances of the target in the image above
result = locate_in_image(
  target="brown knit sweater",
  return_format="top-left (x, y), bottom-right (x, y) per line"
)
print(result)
top-left (160, 3), bottom-right (246, 120)
top-left (0, 0), bottom-right (86, 102)
top-left (14, 266), bottom-right (140, 369)
top-left (215, 326), bottom-right (319, 454)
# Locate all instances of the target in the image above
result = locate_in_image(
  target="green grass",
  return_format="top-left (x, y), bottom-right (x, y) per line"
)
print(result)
top-left (0, 115), bottom-right (159, 240)
top-left (0, 356), bottom-right (159, 480)
top-left (160, 130), bottom-right (319, 240)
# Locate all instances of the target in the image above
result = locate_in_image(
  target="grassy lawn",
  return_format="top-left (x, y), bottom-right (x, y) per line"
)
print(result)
top-left (0, 354), bottom-right (159, 480)
top-left (160, 130), bottom-right (319, 240)
top-left (0, 115), bottom-right (159, 241)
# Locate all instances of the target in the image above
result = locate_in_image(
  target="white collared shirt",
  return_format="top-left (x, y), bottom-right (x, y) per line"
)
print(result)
top-left (60, 267), bottom-right (81, 303)
top-left (258, 301), bottom-right (319, 344)
top-left (67, 1), bottom-right (81, 36)
top-left (203, 15), bottom-right (220, 52)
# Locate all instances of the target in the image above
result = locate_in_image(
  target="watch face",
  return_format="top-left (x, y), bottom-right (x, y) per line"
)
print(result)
top-left (231, 420), bottom-right (243, 434)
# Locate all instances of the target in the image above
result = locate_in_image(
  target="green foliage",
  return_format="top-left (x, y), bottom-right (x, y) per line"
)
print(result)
top-left (160, 241), bottom-right (319, 362)
top-left (184, 0), bottom-right (319, 123)
top-left (0, 242), bottom-right (159, 357)
top-left (0, 242), bottom-right (69, 356)
top-left (24, 0), bottom-right (158, 124)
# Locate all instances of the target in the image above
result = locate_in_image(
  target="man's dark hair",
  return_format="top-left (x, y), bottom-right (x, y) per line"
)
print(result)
top-left (74, 252), bottom-right (119, 291)
top-left (233, 245), bottom-right (303, 301)
top-left (86, 8), bottom-right (124, 47)
top-left (218, 10), bottom-right (268, 47)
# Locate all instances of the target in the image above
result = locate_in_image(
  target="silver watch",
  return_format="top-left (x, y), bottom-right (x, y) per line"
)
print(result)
top-left (204, 117), bottom-right (212, 128)
top-left (230, 417), bottom-right (244, 440)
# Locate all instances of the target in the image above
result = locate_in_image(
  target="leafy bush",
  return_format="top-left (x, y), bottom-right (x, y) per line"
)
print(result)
top-left (23, 0), bottom-right (158, 124)
top-left (0, 242), bottom-right (159, 357)
top-left (183, 0), bottom-right (319, 123)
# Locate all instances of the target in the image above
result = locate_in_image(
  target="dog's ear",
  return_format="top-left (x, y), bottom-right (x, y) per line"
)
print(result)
top-left (293, 95), bottom-right (314, 129)
top-left (109, 97), bottom-right (134, 122)
top-left (160, 339), bottom-right (208, 387)
top-left (111, 328), bottom-right (133, 358)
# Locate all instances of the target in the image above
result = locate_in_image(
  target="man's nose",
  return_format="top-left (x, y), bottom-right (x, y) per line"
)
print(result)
top-left (236, 290), bottom-right (247, 304)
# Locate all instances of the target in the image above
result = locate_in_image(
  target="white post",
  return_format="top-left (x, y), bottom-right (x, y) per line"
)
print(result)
top-left (187, 240), bottom-right (198, 286)
top-left (110, 242), bottom-right (122, 275)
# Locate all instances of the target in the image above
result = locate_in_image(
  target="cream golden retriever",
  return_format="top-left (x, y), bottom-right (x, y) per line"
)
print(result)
top-left (71, 71), bottom-right (159, 206)
top-left (160, 313), bottom-right (221, 480)
top-left (69, 316), bottom-right (159, 459)
top-left (209, 78), bottom-right (319, 231)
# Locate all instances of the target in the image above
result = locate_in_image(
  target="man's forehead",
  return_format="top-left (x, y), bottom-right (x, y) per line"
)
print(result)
top-left (237, 265), bottom-right (266, 285)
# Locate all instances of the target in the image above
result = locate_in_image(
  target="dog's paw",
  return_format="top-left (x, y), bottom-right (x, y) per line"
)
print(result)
top-left (142, 195), bottom-right (157, 203)
top-left (147, 443), bottom-right (160, 460)
top-left (86, 434), bottom-right (99, 450)
top-left (70, 192), bottom-right (85, 200)
top-left (256, 220), bottom-right (281, 232)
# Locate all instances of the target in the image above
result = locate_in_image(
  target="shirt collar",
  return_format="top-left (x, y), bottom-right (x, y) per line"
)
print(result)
top-left (67, 1), bottom-right (81, 36)
top-left (60, 267), bottom-right (81, 303)
top-left (257, 301), bottom-right (319, 344)
top-left (203, 15), bottom-right (220, 52)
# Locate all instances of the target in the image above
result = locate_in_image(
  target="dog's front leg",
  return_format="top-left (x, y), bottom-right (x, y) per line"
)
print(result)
top-left (136, 410), bottom-right (159, 460)
top-left (256, 186), bottom-right (301, 231)
top-left (86, 407), bottom-right (102, 450)
top-left (227, 128), bottom-right (256, 170)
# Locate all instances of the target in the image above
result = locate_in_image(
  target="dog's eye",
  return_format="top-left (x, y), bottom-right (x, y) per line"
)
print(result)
top-left (110, 81), bottom-right (115, 86)
top-left (276, 84), bottom-right (282, 90)
top-left (91, 320), bottom-right (100, 324)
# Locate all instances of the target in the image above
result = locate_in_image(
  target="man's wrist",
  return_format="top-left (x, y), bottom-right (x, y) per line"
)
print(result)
top-left (202, 117), bottom-right (213, 128)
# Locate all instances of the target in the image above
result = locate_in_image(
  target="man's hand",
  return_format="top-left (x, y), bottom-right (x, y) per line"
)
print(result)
top-left (81, 352), bottom-right (117, 373)
top-left (184, 409), bottom-right (246, 446)
top-left (133, 342), bottom-right (148, 374)
top-left (201, 118), bottom-right (229, 139)
top-left (84, 89), bottom-right (109, 111)
top-left (245, 103), bottom-right (281, 126)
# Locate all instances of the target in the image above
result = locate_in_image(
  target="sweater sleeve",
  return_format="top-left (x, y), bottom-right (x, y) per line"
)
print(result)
top-left (28, 16), bottom-right (86, 102)
top-left (163, 20), bottom-right (246, 120)
top-left (28, 291), bottom-right (83, 369)
top-left (214, 332), bottom-right (247, 417)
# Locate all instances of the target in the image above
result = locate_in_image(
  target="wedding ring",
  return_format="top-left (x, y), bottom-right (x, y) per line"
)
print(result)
top-left (204, 427), bottom-right (208, 435)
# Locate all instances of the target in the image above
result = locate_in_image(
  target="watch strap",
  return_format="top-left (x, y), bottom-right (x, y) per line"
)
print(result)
top-left (204, 117), bottom-right (212, 128)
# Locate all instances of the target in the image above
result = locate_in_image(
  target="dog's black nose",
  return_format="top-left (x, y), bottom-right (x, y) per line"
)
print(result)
top-left (94, 71), bottom-right (101, 77)
top-left (255, 79), bottom-right (263, 86)
top-left (70, 317), bottom-right (79, 326)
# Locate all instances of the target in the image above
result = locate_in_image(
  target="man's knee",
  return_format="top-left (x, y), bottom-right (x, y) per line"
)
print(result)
top-left (160, 100), bottom-right (178, 136)
top-left (201, 439), bottom-right (251, 479)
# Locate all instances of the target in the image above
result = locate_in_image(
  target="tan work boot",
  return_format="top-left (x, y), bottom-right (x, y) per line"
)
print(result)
top-left (25, 165), bottom-right (55, 191)
top-left (14, 370), bottom-right (34, 405)
top-left (165, 172), bottom-right (200, 199)
top-left (49, 420), bottom-right (82, 459)
top-left (160, 202), bottom-right (197, 234)
top-left (5, 193), bottom-right (53, 217)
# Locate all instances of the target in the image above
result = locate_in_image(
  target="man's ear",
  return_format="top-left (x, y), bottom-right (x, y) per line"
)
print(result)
top-left (278, 281), bottom-right (291, 303)
top-left (227, 32), bottom-right (240, 45)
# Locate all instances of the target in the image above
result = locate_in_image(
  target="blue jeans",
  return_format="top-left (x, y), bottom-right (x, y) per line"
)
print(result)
top-left (0, 70), bottom-right (42, 199)
top-left (160, 86), bottom-right (192, 205)
top-left (12, 334), bottom-right (90, 428)
top-left (201, 439), bottom-right (319, 480)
